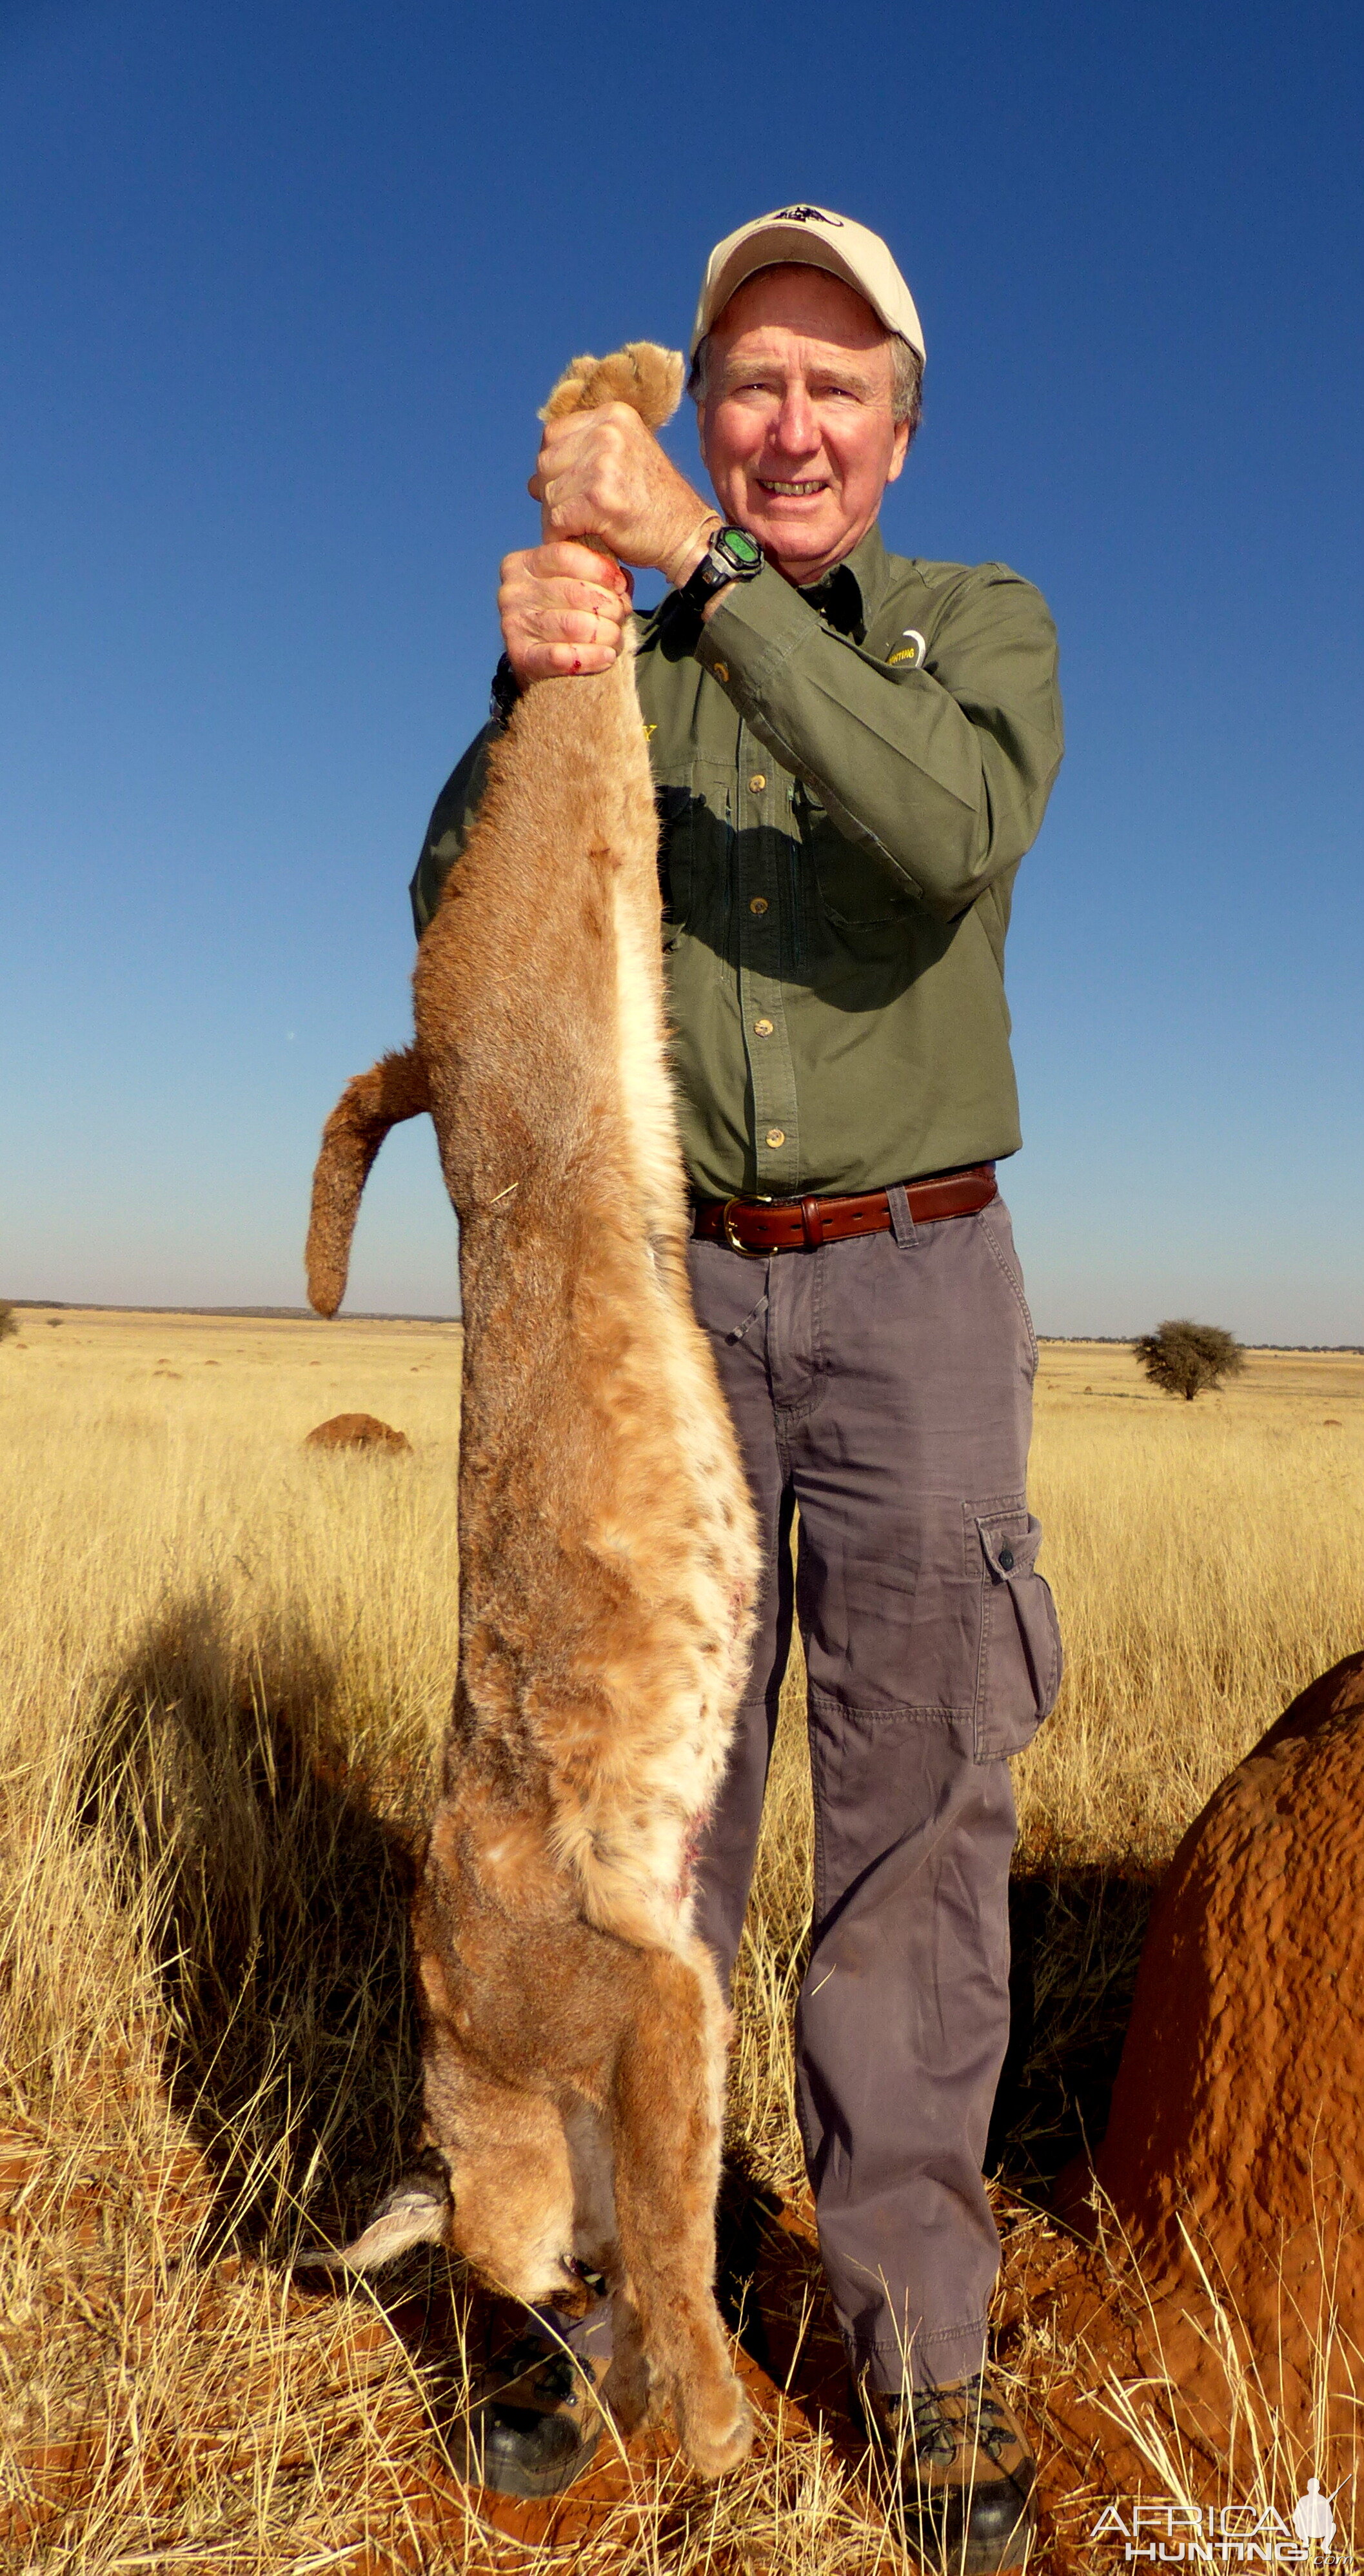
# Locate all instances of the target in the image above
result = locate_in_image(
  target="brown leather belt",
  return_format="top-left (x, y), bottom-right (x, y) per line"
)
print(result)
top-left (692, 1166), bottom-right (997, 1257)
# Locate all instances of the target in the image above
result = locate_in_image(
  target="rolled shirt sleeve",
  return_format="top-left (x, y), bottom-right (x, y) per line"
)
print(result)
top-left (695, 558), bottom-right (1062, 921)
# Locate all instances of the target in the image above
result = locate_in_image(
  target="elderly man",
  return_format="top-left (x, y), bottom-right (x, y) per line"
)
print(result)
top-left (411, 208), bottom-right (1063, 2571)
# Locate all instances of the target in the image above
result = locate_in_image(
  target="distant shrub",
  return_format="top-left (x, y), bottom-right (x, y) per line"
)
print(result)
top-left (1134, 1318), bottom-right (1245, 1402)
top-left (0, 1303), bottom-right (17, 1346)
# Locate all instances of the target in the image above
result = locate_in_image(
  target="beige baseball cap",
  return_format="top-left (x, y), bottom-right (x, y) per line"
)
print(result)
top-left (691, 204), bottom-right (925, 360)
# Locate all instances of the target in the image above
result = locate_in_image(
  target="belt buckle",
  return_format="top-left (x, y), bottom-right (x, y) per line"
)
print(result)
top-left (722, 1197), bottom-right (766, 1259)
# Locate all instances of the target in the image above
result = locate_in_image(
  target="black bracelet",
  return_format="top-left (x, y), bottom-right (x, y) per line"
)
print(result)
top-left (489, 653), bottom-right (521, 727)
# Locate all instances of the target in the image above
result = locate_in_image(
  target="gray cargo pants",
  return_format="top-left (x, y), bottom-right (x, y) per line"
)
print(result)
top-left (686, 1186), bottom-right (1061, 2394)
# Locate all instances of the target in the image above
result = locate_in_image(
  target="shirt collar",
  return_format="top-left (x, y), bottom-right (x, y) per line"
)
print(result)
top-left (796, 522), bottom-right (892, 642)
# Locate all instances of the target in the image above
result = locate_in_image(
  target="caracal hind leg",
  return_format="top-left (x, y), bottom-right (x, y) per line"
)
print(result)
top-left (601, 2280), bottom-right (649, 2436)
top-left (610, 1946), bottom-right (751, 2478)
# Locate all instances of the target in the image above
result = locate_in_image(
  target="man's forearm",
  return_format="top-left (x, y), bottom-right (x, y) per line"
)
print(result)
top-left (694, 562), bottom-right (1063, 918)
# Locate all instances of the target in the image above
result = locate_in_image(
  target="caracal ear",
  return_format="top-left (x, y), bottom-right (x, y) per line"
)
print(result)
top-left (292, 2168), bottom-right (450, 2273)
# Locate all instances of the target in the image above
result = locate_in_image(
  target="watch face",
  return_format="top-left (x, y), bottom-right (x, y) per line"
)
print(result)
top-left (717, 527), bottom-right (763, 575)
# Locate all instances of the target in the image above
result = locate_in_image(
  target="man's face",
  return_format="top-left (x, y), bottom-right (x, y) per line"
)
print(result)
top-left (698, 266), bottom-right (909, 584)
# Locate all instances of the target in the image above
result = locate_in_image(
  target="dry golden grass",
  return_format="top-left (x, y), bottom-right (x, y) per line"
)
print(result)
top-left (1, 1311), bottom-right (1361, 2570)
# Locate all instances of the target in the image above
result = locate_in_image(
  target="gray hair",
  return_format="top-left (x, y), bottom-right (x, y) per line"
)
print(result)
top-left (687, 327), bottom-right (924, 442)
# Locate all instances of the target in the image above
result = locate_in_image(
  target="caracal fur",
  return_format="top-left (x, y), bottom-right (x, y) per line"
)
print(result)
top-left (303, 344), bottom-right (759, 2478)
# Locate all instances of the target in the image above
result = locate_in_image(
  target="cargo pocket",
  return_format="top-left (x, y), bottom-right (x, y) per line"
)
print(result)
top-left (970, 1502), bottom-right (1063, 1761)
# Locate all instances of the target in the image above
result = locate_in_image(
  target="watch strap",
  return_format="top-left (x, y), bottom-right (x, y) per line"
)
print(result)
top-left (675, 525), bottom-right (764, 618)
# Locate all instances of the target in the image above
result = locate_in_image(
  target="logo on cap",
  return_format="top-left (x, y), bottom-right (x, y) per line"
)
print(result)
top-left (771, 206), bottom-right (842, 226)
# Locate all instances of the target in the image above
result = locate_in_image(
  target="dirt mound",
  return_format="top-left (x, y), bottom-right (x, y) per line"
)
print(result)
top-left (1009, 1649), bottom-right (1364, 2513)
top-left (304, 1412), bottom-right (411, 1454)
top-left (1093, 1645), bottom-right (1364, 2312)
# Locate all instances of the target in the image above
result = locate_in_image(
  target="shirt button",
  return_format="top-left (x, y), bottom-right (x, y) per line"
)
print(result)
top-left (753, 1017), bottom-right (773, 1037)
top-left (765, 1127), bottom-right (786, 1149)
top-left (748, 772), bottom-right (767, 792)
top-left (749, 895), bottom-right (768, 914)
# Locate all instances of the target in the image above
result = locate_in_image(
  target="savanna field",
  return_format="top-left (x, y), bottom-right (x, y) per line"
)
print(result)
top-left (2, 1310), bottom-right (1361, 2573)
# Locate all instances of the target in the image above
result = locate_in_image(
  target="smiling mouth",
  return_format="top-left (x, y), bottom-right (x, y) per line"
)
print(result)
top-left (758, 478), bottom-right (827, 496)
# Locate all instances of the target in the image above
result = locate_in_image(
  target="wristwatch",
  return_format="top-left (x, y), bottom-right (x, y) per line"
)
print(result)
top-left (673, 524), bottom-right (764, 616)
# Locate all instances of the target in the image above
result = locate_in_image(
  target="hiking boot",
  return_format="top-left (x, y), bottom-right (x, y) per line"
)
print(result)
top-left (459, 2327), bottom-right (608, 2500)
top-left (864, 2372), bottom-right (1036, 2575)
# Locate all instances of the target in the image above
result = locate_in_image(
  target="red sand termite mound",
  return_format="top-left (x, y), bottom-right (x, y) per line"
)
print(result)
top-left (1013, 1650), bottom-right (1364, 2517)
top-left (304, 1411), bottom-right (411, 1454)
top-left (1092, 1645), bottom-right (1364, 2319)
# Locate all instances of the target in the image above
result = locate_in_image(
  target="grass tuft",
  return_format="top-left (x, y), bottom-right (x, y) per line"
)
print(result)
top-left (2, 1315), bottom-right (1361, 2568)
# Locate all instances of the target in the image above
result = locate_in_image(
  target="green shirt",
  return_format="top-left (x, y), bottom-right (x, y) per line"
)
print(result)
top-left (410, 524), bottom-right (1063, 1200)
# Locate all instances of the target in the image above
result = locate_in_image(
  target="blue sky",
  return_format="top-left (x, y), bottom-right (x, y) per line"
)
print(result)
top-left (3, 0), bottom-right (1361, 1339)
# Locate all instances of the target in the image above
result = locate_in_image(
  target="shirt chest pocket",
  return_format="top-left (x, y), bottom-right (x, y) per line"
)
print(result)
top-left (654, 765), bottom-right (733, 956)
top-left (795, 780), bottom-right (916, 932)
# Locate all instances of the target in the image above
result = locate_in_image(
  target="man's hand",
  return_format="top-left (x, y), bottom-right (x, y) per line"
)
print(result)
top-left (531, 402), bottom-right (718, 591)
top-left (499, 542), bottom-right (635, 685)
